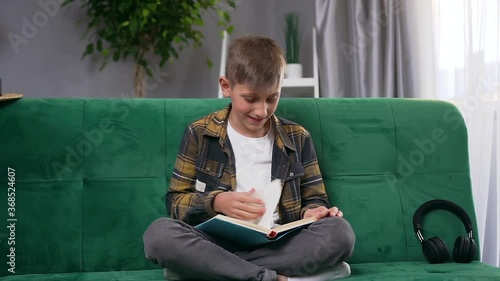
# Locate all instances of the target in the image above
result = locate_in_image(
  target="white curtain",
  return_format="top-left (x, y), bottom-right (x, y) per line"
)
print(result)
top-left (315, 0), bottom-right (499, 266)
top-left (431, 0), bottom-right (499, 267)
top-left (314, 0), bottom-right (420, 98)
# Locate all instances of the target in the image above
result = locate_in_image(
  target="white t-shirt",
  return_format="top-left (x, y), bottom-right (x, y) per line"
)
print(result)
top-left (227, 121), bottom-right (280, 228)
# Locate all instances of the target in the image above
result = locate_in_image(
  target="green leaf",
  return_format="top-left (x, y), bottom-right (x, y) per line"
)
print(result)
top-left (102, 49), bottom-right (109, 57)
top-left (130, 19), bottom-right (138, 33)
top-left (194, 18), bottom-right (204, 26)
top-left (147, 3), bottom-right (157, 12)
top-left (130, 46), bottom-right (138, 57)
top-left (96, 40), bottom-right (102, 51)
top-left (169, 46), bottom-right (179, 59)
top-left (138, 58), bottom-right (148, 69)
top-left (142, 9), bottom-right (150, 17)
top-left (217, 10), bottom-right (224, 19)
top-left (145, 66), bottom-right (153, 76)
top-left (113, 51), bottom-right (120, 62)
top-left (141, 18), bottom-right (148, 28)
top-left (85, 43), bottom-right (94, 55)
top-left (121, 21), bottom-right (130, 27)
top-left (222, 11), bottom-right (230, 22)
top-left (206, 57), bottom-right (213, 68)
top-left (99, 61), bottom-right (108, 71)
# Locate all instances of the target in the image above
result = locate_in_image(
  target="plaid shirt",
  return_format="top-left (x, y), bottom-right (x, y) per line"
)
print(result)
top-left (166, 105), bottom-right (329, 226)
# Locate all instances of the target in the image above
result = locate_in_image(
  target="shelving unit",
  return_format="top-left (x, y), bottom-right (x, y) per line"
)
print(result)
top-left (217, 30), bottom-right (230, 99)
top-left (281, 27), bottom-right (319, 98)
top-left (282, 77), bottom-right (315, 87)
top-left (218, 27), bottom-right (319, 98)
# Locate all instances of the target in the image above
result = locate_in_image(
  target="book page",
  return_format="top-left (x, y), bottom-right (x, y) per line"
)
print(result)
top-left (214, 215), bottom-right (271, 234)
top-left (251, 179), bottom-right (282, 228)
top-left (273, 216), bottom-right (317, 233)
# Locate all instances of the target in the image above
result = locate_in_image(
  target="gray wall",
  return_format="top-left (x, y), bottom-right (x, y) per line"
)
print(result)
top-left (0, 0), bottom-right (315, 98)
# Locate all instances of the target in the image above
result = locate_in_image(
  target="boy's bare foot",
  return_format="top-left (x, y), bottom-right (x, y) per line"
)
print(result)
top-left (277, 274), bottom-right (288, 281)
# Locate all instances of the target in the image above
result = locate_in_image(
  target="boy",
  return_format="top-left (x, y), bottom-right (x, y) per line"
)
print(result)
top-left (143, 35), bottom-right (355, 281)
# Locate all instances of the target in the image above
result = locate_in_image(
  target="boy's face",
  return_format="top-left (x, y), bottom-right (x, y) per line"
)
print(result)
top-left (220, 77), bottom-right (281, 138)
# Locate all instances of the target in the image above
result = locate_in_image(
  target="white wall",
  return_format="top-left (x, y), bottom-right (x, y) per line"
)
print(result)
top-left (0, 0), bottom-right (315, 98)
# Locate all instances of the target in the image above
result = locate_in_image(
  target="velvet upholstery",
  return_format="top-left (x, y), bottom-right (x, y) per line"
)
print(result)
top-left (0, 98), bottom-right (498, 280)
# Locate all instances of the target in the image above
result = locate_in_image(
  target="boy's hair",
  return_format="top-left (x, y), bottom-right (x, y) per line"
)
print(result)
top-left (225, 35), bottom-right (286, 91)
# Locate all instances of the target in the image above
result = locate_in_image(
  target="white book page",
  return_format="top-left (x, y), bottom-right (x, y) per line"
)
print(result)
top-left (251, 179), bottom-right (282, 228)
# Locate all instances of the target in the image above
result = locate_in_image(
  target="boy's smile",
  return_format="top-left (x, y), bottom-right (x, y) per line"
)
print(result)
top-left (220, 77), bottom-right (282, 138)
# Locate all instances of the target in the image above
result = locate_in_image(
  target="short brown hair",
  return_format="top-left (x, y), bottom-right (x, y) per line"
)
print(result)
top-left (225, 35), bottom-right (286, 91)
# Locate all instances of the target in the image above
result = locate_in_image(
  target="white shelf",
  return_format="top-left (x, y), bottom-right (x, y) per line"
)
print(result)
top-left (282, 78), bottom-right (316, 87)
top-left (281, 27), bottom-right (319, 98)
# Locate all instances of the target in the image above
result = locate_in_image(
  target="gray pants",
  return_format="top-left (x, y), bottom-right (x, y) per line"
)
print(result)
top-left (143, 217), bottom-right (355, 281)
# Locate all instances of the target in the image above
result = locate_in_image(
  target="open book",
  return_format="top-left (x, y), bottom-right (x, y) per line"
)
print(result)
top-left (195, 214), bottom-right (317, 247)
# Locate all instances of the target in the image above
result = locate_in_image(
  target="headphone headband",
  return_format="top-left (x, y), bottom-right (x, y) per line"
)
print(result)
top-left (413, 199), bottom-right (474, 239)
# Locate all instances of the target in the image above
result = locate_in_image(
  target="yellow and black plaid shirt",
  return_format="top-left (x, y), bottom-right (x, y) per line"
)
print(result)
top-left (166, 105), bottom-right (329, 226)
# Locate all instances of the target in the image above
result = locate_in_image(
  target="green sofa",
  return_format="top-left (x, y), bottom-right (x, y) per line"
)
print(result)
top-left (1, 98), bottom-right (499, 281)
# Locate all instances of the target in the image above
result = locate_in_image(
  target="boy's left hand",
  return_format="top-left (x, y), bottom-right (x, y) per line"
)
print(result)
top-left (303, 206), bottom-right (343, 220)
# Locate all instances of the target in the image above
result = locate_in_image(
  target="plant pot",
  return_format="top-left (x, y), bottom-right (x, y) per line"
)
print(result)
top-left (285, 63), bottom-right (303, 79)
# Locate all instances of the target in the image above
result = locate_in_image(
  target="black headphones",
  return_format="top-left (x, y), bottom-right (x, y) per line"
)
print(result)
top-left (413, 199), bottom-right (476, 264)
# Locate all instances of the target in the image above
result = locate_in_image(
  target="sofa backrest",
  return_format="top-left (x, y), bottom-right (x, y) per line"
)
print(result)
top-left (0, 98), bottom-right (479, 276)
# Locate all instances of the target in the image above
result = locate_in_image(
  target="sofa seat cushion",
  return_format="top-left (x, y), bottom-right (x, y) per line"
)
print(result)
top-left (1, 269), bottom-right (163, 281)
top-left (349, 261), bottom-right (499, 280)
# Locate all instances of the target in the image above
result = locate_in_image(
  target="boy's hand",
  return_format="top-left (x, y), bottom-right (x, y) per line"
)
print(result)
top-left (213, 188), bottom-right (266, 220)
top-left (303, 206), bottom-right (343, 220)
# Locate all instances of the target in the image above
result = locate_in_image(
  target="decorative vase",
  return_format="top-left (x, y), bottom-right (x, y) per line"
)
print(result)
top-left (285, 63), bottom-right (303, 79)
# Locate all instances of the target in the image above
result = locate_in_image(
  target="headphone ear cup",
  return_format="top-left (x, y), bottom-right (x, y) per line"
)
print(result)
top-left (468, 238), bottom-right (477, 262)
top-left (452, 236), bottom-right (467, 263)
top-left (422, 236), bottom-right (450, 263)
top-left (453, 236), bottom-right (476, 263)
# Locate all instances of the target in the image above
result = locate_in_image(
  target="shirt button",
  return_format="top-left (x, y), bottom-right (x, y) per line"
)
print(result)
top-left (289, 172), bottom-right (294, 177)
top-left (206, 167), bottom-right (211, 172)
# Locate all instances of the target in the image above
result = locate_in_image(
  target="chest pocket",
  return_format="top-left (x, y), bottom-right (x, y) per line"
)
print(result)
top-left (195, 157), bottom-right (225, 192)
top-left (285, 163), bottom-right (305, 182)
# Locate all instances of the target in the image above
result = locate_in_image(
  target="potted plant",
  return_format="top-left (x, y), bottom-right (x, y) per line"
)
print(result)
top-left (63, 0), bottom-right (235, 97)
top-left (284, 12), bottom-right (302, 79)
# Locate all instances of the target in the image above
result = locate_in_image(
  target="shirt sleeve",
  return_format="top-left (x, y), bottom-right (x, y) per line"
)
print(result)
top-left (166, 127), bottom-right (224, 225)
top-left (299, 131), bottom-right (330, 217)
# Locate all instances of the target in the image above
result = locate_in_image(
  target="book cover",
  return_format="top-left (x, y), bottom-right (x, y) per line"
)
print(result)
top-left (195, 214), bottom-right (317, 247)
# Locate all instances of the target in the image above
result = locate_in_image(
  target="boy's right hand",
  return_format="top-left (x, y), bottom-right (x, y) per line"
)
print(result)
top-left (213, 188), bottom-right (266, 220)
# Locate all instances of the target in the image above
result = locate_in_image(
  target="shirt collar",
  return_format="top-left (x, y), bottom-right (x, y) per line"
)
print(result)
top-left (202, 104), bottom-right (296, 152)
